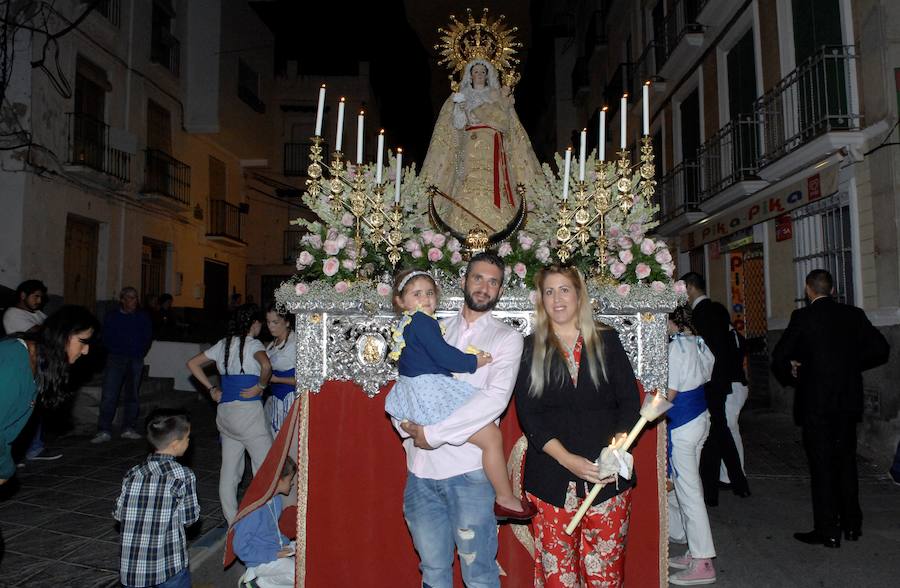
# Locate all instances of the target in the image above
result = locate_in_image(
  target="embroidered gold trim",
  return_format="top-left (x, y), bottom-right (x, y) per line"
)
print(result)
top-left (295, 389), bottom-right (311, 587)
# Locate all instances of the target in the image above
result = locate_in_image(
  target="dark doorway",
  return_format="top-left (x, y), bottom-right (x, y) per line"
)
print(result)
top-left (203, 259), bottom-right (229, 321)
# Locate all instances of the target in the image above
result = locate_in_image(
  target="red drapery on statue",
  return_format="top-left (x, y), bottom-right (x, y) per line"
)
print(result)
top-left (292, 380), bottom-right (663, 587)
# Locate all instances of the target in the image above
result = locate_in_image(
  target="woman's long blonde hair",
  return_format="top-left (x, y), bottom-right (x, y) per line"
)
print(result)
top-left (528, 265), bottom-right (606, 397)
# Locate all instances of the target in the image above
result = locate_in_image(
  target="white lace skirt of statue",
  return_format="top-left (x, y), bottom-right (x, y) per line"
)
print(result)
top-left (385, 373), bottom-right (477, 425)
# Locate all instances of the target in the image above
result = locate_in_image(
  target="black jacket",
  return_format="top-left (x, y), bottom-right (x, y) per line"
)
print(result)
top-left (691, 298), bottom-right (743, 386)
top-left (514, 327), bottom-right (640, 508)
top-left (771, 297), bottom-right (889, 425)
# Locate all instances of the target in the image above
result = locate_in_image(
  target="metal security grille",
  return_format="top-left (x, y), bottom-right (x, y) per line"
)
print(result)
top-left (791, 191), bottom-right (853, 305)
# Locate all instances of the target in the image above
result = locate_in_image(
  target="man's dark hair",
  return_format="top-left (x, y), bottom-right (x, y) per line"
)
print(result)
top-left (16, 279), bottom-right (47, 297)
top-left (146, 409), bottom-right (191, 450)
top-left (465, 251), bottom-right (505, 280)
top-left (805, 269), bottom-right (834, 297)
top-left (281, 455), bottom-right (297, 479)
top-left (680, 272), bottom-right (706, 292)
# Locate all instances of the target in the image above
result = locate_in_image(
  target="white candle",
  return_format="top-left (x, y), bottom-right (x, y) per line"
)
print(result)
top-left (579, 129), bottom-right (587, 182)
top-left (620, 94), bottom-right (627, 149)
top-left (599, 107), bottom-right (607, 161)
top-left (562, 148), bottom-right (572, 200)
top-left (356, 110), bottom-right (364, 165)
top-left (375, 130), bottom-right (384, 184)
top-left (314, 84), bottom-right (326, 136)
top-left (643, 82), bottom-right (650, 135)
top-left (394, 148), bottom-right (403, 204)
top-left (335, 97), bottom-right (345, 153)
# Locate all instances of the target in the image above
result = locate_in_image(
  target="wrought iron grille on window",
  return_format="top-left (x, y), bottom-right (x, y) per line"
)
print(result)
top-left (792, 191), bottom-right (853, 305)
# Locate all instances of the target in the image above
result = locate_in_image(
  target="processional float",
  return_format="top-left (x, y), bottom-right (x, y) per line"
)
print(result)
top-left (276, 8), bottom-right (682, 587)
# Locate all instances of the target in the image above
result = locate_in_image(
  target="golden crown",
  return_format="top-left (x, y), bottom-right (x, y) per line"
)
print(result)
top-left (435, 8), bottom-right (522, 89)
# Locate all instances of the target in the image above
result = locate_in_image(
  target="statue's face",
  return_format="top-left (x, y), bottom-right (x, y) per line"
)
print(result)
top-left (471, 64), bottom-right (488, 87)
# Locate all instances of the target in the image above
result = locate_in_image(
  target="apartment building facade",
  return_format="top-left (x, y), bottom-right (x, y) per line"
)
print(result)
top-left (560, 0), bottom-right (899, 459)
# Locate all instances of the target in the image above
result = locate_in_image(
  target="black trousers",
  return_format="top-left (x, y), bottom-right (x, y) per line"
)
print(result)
top-left (801, 414), bottom-right (861, 538)
top-left (699, 380), bottom-right (749, 503)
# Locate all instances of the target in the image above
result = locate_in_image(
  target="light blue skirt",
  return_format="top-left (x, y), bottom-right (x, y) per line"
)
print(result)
top-left (385, 373), bottom-right (477, 425)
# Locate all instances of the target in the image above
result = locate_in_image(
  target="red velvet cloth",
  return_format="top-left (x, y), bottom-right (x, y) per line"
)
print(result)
top-left (302, 381), bottom-right (661, 587)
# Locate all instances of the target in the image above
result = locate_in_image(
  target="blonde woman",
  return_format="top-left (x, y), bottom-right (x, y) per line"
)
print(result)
top-left (514, 265), bottom-right (640, 587)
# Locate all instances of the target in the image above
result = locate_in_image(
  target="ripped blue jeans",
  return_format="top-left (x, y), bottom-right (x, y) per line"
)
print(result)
top-left (403, 469), bottom-right (499, 588)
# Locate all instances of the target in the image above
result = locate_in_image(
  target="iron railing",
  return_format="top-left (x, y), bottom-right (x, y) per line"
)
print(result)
top-left (151, 33), bottom-right (180, 77)
top-left (95, 0), bottom-right (121, 27)
top-left (284, 229), bottom-right (306, 265)
top-left (207, 200), bottom-right (245, 243)
top-left (284, 141), bottom-right (330, 177)
top-left (143, 149), bottom-right (190, 205)
top-left (657, 159), bottom-right (702, 223)
top-left (604, 63), bottom-right (631, 116)
top-left (656, 0), bottom-right (703, 70)
top-left (66, 112), bottom-right (131, 182)
top-left (628, 41), bottom-right (658, 97)
top-left (698, 115), bottom-right (760, 200)
top-left (755, 46), bottom-right (859, 165)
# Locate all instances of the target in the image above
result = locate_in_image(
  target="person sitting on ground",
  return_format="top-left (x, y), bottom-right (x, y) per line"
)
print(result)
top-left (234, 456), bottom-right (298, 588)
top-left (114, 409), bottom-right (199, 588)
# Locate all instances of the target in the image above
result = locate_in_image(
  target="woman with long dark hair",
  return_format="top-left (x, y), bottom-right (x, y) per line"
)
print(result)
top-left (513, 266), bottom-right (640, 586)
top-left (263, 303), bottom-right (296, 437)
top-left (1, 305), bottom-right (98, 484)
top-left (187, 304), bottom-right (273, 523)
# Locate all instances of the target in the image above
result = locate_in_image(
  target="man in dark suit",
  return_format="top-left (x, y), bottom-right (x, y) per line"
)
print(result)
top-left (681, 272), bottom-right (751, 506)
top-left (772, 269), bottom-right (889, 548)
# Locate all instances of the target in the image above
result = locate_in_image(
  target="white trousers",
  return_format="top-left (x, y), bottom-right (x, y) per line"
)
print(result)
top-left (242, 557), bottom-right (295, 588)
top-left (216, 401), bottom-right (273, 524)
top-left (720, 382), bottom-right (748, 483)
top-left (669, 411), bottom-right (716, 558)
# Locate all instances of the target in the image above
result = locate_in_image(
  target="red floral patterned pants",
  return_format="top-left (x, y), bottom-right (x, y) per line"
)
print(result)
top-left (527, 484), bottom-right (632, 587)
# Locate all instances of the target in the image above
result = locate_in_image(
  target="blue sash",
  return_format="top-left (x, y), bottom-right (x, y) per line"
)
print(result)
top-left (667, 385), bottom-right (707, 477)
top-left (270, 369), bottom-right (295, 400)
top-left (220, 374), bottom-right (262, 403)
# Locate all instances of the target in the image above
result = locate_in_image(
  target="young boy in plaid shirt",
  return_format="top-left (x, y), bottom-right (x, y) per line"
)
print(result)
top-left (114, 409), bottom-right (200, 588)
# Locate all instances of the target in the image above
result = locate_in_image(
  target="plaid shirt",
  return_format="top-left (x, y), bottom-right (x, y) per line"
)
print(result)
top-left (114, 454), bottom-right (200, 587)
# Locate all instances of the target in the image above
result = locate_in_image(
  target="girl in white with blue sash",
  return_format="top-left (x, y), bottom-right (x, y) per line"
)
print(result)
top-left (187, 304), bottom-right (273, 524)
top-left (666, 305), bottom-right (718, 586)
top-left (264, 304), bottom-right (296, 437)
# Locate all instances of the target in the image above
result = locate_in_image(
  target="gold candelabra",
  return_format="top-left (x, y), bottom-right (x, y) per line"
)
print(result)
top-left (304, 135), bottom-right (406, 270)
top-left (555, 136), bottom-right (656, 283)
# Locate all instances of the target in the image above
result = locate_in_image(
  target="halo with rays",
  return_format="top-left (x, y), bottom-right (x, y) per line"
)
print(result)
top-left (435, 7), bottom-right (522, 89)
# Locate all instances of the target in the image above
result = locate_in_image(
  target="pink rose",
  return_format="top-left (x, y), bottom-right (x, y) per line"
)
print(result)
top-left (421, 230), bottom-right (435, 245)
top-left (322, 257), bottom-right (339, 277)
top-left (431, 233), bottom-right (446, 248)
top-left (404, 239), bottom-right (420, 253)
top-left (342, 258), bottom-right (356, 270)
top-left (617, 237), bottom-right (633, 250)
top-left (629, 223), bottom-right (644, 241)
top-left (376, 282), bottom-right (392, 297)
top-left (536, 246), bottom-right (551, 263)
top-left (447, 238), bottom-right (462, 252)
top-left (298, 251), bottom-right (314, 267)
top-left (651, 280), bottom-right (666, 293)
top-left (498, 242), bottom-right (512, 257)
top-left (326, 228), bottom-right (339, 241)
top-left (341, 212), bottom-right (355, 227)
top-left (673, 280), bottom-right (687, 295)
top-left (323, 240), bottom-right (340, 255)
top-left (513, 262), bottom-right (527, 279)
top-left (303, 233), bottom-right (322, 249)
top-left (294, 282), bottom-right (308, 295)
top-left (450, 251), bottom-right (463, 264)
top-left (608, 225), bottom-right (621, 239)
top-left (411, 249), bottom-right (423, 259)
top-left (518, 233), bottom-right (535, 250)
top-left (610, 261), bottom-right (627, 278)
top-left (662, 262), bottom-right (675, 277)
top-left (427, 247), bottom-right (443, 262)
top-left (616, 283), bottom-right (631, 297)
top-left (335, 234), bottom-right (349, 249)
top-left (640, 238), bottom-right (656, 255)
top-left (618, 249), bottom-right (634, 264)
top-left (635, 263), bottom-right (651, 280)
top-left (655, 248), bottom-right (673, 264)
top-left (528, 290), bottom-right (538, 305)
top-left (334, 281), bottom-right (349, 293)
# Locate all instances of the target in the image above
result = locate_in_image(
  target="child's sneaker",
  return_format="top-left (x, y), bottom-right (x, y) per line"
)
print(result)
top-left (668, 552), bottom-right (693, 570)
top-left (669, 557), bottom-right (716, 585)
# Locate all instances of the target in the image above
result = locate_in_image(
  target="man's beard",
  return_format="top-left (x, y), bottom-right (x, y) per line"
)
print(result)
top-left (463, 288), bottom-right (500, 312)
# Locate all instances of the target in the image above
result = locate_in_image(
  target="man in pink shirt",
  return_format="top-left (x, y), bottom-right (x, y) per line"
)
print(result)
top-left (398, 252), bottom-right (523, 588)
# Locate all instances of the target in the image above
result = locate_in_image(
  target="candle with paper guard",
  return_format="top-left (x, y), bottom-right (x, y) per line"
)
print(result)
top-left (599, 107), bottom-right (607, 161)
top-left (314, 84), bottom-right (326, 136)
top-left (375, 130), bottom-right (384, 184)
top-left (562, 148), bottom-right (572, 200)
top-left (356, 111), bottom-right (365, 165)
top-left (394, 148), bottom-right (403, 203)
top-left (335, 97), bottom-right (346, 153)
top-left (643, 82), bottom-right (650, 135)
top-left (620, 94), bottom-right (627, 149)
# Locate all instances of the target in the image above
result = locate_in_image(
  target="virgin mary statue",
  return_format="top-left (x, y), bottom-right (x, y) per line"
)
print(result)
top-left (420, 58), bottom-right (545, 237)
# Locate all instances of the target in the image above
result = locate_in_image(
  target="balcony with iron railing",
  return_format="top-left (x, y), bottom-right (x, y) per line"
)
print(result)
top-left (207, 199), bottom-right (246, 246)
top-left (656, 159), bottom-right (705, 234)
top-left (283, 229), bottom-right (306, 265)
top-left (604, 63), bottom-right (631, 116)
top-left (654, 0), bottom-right (704, 80)
top-left (754, 46), bottom-right (860, 179)
top-left (65, 112), bottom-right (131, 183)
top-left (628, 42), bottom-right (659, 98)
top-left (697, 115), bottom-right (768, 212)
top-left (284, 141), bottom-right (331, 177)
top-left (142, 149), bottom-right (191, 207)
top-left (150, 33), bottom-right (180, 77)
